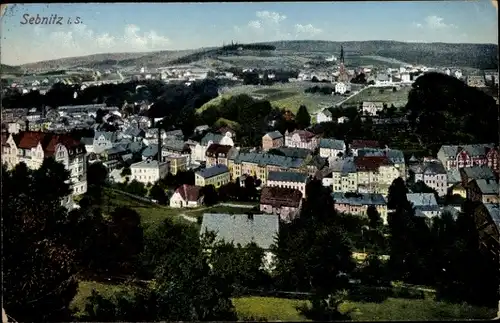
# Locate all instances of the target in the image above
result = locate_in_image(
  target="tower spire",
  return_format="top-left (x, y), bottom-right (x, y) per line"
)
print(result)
top-left (340, 45), bottom-right (345, 64)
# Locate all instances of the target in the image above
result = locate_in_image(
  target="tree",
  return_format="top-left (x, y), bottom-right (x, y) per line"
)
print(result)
top-left (367, 205), bottom-right (383, 230)
top-left (2, 160), bottom-right (79, 322)
top-left (200, 184), bottom-right (218, 206)
top-left (125, 180), bottom-right (147, 197)
top-left (295, 105), bottom-right (311, 129)
top-left (386, 177), bottom-right (409, 210)
top-left (120, 166), bottom-right (131, 177)
top-left (149, 183), bottom-right (168, 205)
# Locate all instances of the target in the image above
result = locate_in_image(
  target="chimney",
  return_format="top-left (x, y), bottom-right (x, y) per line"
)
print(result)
top-left (157, 122), bottom-right (162, 162)
top-left (25, 120), bottom-right (30, 132)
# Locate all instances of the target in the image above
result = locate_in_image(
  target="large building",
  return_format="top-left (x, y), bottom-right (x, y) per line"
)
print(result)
top-left (130, 160), bottom-right (169, 185)
top-left (2, 131), bottom-right (88, 196)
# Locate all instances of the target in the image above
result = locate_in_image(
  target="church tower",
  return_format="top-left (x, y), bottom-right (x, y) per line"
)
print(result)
top-left (338, 45), bottom-right (349, 83)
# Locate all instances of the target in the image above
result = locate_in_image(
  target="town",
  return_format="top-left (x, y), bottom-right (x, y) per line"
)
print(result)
top-left (1, 2), bottom-right (499, 323)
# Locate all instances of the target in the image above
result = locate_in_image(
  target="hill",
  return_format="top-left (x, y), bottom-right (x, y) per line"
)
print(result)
top-left (1, 64), bottom-right (24, 75)
top-left (14, 40), bottom-right (498, 72)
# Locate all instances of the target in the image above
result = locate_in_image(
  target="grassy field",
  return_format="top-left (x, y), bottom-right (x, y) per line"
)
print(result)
top-left (342, 86), bottom-right (411, 108)
top-left (199, 82), bottom-right (341, 115)
top-left (71, 281), bottom-right (497, 321)
top-left (103, 188), bottom-right (188, 230)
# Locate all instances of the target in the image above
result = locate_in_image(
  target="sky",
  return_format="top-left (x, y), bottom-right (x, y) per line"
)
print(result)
top-left (1, 1), bottom-right (498, 65)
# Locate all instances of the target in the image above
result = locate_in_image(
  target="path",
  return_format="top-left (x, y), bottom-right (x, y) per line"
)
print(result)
top-left (335, 86), bottom-right (370, 107)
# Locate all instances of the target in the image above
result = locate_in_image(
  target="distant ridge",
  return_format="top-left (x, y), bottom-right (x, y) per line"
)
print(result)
top-left (11, 40), bottom-right (498, 71)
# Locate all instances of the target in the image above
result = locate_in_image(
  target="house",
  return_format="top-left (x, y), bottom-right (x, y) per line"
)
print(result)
top-left (466, 75), bottom-right (486, 88)
top-left (130, 159), bottom-right (169, 185)
top-left (349, 140), bottom-right (382, 156)
top-left (284, 130), bottom-right (319, 151)
top-left (169, 184), bottom-right (203, 208)
top-left (316, 109), bottom-right (333, 123)
top-left (471, 203), bottom-right (499, 259)
top-left (406, 193), bottom-right (441, 219)
top-left (267, 171), bottom-right (309, 198)
top-left (195, 164), bottom-right (230, 188)
top-left (108, 168), bottom-right (127, 183)
top-left (486, 146), bottom-right (500, 173)
top-left (332, 192), bottom-right (388, 223)
top-left (164, 129), bottom-right (184, 141)
top-left (205, 144), bottom-right (235, 168)
top-left (375, 74), bottom-right (392, 85)
top-left (2, 131), bottom-right (88, 196)
top-left (460, 166), bottom-right (496, 187)
top-left (466, 179), bottom-right (499, 204)
top-left (408, 160), bottom-right (448, 197)
top-left (337, 116), bottom-right (349, 124)
top-left (319, 138), bottom-right (346, 159)
top-left (358, 148), bottom-right (406, 177)
top-left (231, 152), bottom-right (305, 185)
top-left (142, 144), bottom-right (160, 161)
top-left (330, 158), bottom-right (358, 193)
top-left (335, 82), bottom-right (348, 94)
top-left (93, 131), bottom-right (118, 154)
top-left (354, 156), bottom-right (395, 195)
top-left (200, 213), bottom-right (279, 271)
top-left (361, 101), bottom-right (384, 116)
top-left (437, 144), bottom-right (490, 170)
top-left (271, 147), bottom-right (311, 159)
top-left (260, 186), bottom-right (303, 223)
top-left (122, 126), bottom-right (145, 140)
top-left (193, 132), bottom-right (234, 162)
top-left (164, 154), bottom-right (187, 175)
top-left (262, 131), bottom-right (284, 151)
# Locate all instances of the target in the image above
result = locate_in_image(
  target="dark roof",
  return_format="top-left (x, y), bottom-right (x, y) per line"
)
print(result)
top-left (350, 140), bottom-right (381, 150)
top-left (473, 179), bottom-right (499, 195)
top-left (200, 213), bottom-right (279, 250)
top-left (319, 138), bottom-right (345, 150)
top-left (272, 147), bottom-right (311, 159)
top-left (268, 171), bottom-right (308, 183)
top-left (206, 143), bottom-right (233, 157)
top-left (201, 132), bottom-right (224, 146)
top-left (234, 152), bottom-right (304, 169)
top-left (260, 186), bottom-right (302, 208)
top-left (354, 156), bottom-right (391, 171)
top-left (196, 164), bottom-right (229, 178)
top-left (332, 192), bottom-right (386, 206)
top-left (264, 131), bottom-right (283, 140)
top-left (461, 166), bottom-right (496, 181)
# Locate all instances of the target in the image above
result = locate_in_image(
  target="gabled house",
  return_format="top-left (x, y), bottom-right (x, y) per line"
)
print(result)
top-left (193, 132), bottom-right (234, 162)
top-left (284, 130), bottom-right (319, 151)
top-left (408, 159), bottom-right (448, 197)
top-left (330, 158), bottom-right (358, 193)
top-left (170, 184), bottom-right (203, 208)
top-left (350, 140), bottom-right (382, 156)
top-left (260, 186), bottom-right (303, 223)
top-left (406, 193), bottom-right (441, 219)
top-left (93, 131), bottom-right (118, 154)
top-left (354, 156), bottom-right (397, 196)
top-left (130, 159), bottom-right (169, 185)
top-left (141, 144), bottom-right (159, 161)
top-left (205, 143), bottom-right (235, 168)
top-left (332, 192), bottom-right (388, 224)
top-left (437, 144), bottom-right (491, 171)
top-left (200, 213), bottom-right (279, 271)
top-left (267, 171), bottom-right (309, 198)
top-left (262, 131), bottom-right (284, 151)
top-left (316, 109), bottom-right (333, 123)
top-left (467, 179), bottom-right (500, 204)
top-left (486, 146), bottom-right (500, 174)
top-left (319, 138), bottom-right (346, 159)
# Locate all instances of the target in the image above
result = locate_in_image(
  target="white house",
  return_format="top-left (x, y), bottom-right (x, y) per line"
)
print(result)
top-left (266, 171), bottom-right (309, 198)
top-left (169, 184), bottom-right (204, 208)
top-left (93, 131), bottom-right (118, 154)
top-left (362, 101), bottom-right (384, 116)
top-left (193, 132), bottom-right (234, 162)
top-left (3, 131), bottom-right (88, 196)
top-left (444, 68), bottom-right (451, 76)
top-left (319, 138), bottom-right (346, 159)
top-left (401, 72), bottom-right (411, 83)
top-left (130, 159), bottom-right (169, 185)
top-left (316, 109), bottom-right (333, 124)
top-left (284, 130), bottom-right (319, 151)
top-left (454, 70), bottom-right (463, 79)
top-left (335, 82), bottom-right (348, 95)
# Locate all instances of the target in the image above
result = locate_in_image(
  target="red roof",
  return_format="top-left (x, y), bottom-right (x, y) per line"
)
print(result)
top-left (12, 131), bottom-right (83, 156)
top-left (175, 184), bottom-right (202, 202)
top-left (354, 156), bottom-right (391, 171)
top-left (290, 130), bottom-right (316, 141)
top-left (351, 140), bottom-right (381, 149)
top-left (206, 143), bottom-right (233, 157)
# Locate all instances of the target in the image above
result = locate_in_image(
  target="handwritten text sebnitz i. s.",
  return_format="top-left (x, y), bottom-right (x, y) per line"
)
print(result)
top-left (21, 14), bottom-right (82, 25)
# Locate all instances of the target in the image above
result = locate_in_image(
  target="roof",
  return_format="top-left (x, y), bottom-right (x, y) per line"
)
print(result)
top-left (271, 147), bottom-right (311, 159)
top-left (80, 137), bottom-right (94, 145)
top-left (206, 143), bottom-right (233, 156)
top-left (319, 138), bottom-right (345, 150)
top-left (163, 139), bottom-right (188, 153)
top-left (330, 159), bottom-right (357, 174)
top-left (484, 203), bottom-right (500, 230)
top-left (174, 184), bottom-right (202, 202)
top-left (474, 179), bottom-right (499, 195)
top-left (319, 109), bottom-right (332, 117)
top-left (406, 193), bottom-right (438, 207)
top-left (287, 129), bottom-right (316, 141)
top-left (131, 159), bottom-right (167, 169)
top-left (461, 166), bottom-right (496, 181)
top-left (332, 192), bottom-right (386, 206)
top-left (12, 131), bottom-right (84, 156)
top-left (268, 171), bottom-right (308, 183)
top-left (201, 132), bottom-right (224, 146)
top-left (354, 156), bottom-right (391, 172)
top-left (447, 168), bottom-right (462, 183)
top-left (362, 101), bottom-right (384, 108)
top-left (94, 131), bottom-right (116, 142)
top-left (264, 131), bottom-right (283, 140)
top-left (105, 145), bottom-right (127, 155)
top-left (260, 186), bottom-right (303, 208)
top-left (439, 144), bottom-right (490, 159)
top-left (200, 213), bottom-right (279, 250)
top-left (165, 129), bottom-right (184, 137)
top-left (196, 164), bottom-right (229, 179)
top-left (234, 152), bottom-right (304, 169)
top-left (409, 161), bottom-right (447, 175)
top-left (357, 148), bottom-right (404, 163)
top-left (141, 144), bottom-right (159, 157)
top-left (350, 140), bottom-right (381, 150)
